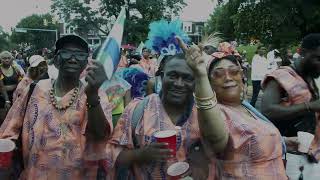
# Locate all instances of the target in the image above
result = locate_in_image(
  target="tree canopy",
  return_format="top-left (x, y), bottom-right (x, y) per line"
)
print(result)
top-left (206, 0), bottom-right (320, 48)
top-left (0, 26), bottom-right (11, 52)
top-left (11, 14), bottom-right (58, 50)
top-left (51, 0), bottom-right (186, 44)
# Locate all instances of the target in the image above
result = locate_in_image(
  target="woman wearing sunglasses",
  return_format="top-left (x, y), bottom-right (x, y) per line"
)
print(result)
top-left (177, 39), bottom-right (288, 179)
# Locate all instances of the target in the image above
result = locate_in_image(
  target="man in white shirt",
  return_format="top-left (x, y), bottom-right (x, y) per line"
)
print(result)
top-left (251, 45), bottom-right (268, 107)
top-left (267, 49), bottom-right (282, 73)
top-left (267, 46), bottom-right (275, 61)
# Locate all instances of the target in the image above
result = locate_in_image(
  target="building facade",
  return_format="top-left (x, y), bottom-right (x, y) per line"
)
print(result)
top-left (182, 21), bottom-right (205, 44)
top-left (58, 22), bottom-right (106, 49)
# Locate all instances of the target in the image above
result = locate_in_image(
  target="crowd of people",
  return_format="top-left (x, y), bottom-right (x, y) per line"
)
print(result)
top-left (0, 18), bottom-right (319, 180)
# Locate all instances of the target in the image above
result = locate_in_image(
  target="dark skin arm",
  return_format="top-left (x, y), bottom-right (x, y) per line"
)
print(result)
top-left (86, 93), bottom-right (110, 141)
top-left (261, 79), bottom-right (311, 121)
top-left (116, 143), bottom-right (171, 167)
top-left (4, 85), bottom-right (17, 91)
top-left (0, 80), bottom-right (11, 110)
top-left (85, 61), bottom-right (111, 141)
top-left (177, 38), bottom-right (228, 153)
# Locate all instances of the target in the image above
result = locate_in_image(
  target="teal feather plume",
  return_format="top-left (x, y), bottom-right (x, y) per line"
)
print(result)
top-left (145, 19), bottom-right (190, 55)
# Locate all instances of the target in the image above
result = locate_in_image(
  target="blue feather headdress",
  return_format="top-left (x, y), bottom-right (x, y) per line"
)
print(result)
top-left (145, 19), bottom-right (190, 56)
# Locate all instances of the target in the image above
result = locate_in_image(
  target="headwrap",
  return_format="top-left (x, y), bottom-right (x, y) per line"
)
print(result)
top-left (206, 42), bottom-right (241, 72)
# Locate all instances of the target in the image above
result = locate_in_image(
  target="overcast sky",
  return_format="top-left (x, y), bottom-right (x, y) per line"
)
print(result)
top-left (0, 0), bottom-right (217, 32)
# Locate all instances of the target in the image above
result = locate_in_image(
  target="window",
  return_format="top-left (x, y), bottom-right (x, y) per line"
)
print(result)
top-left (69, 27), bottom-right (75, 34)
top-left (188, 26), bottom-right (191, 32)
top-left (94, 39), bottom-right (100, 45)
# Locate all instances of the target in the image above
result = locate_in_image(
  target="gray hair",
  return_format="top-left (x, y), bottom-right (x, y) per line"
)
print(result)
top-left (0, 51), bottom-right (13, 60)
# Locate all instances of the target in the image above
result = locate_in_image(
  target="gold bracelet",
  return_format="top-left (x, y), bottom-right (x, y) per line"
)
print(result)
top-left (195, 98), bottom-right (217, 106)
top-left (195, 102), bottom-right (217, 110)
top-left (196, 104), bottom-right (216, 110)
top-left (194, 97), bottom-right (218, 110)
top-left (193, 93), bottom-right (215, 101)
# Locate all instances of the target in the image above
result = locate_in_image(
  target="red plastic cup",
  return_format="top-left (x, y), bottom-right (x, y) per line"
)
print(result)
top-left (167, 162), bottom-right (190, 180)
top-left (154, 130), bottom-right (177, 157)
top-left (0, 139), bottom-right (15, 169)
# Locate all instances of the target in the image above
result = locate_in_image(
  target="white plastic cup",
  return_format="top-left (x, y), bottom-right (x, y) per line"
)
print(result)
top-left (0, 139), bottom-right (15, 169)
top-left (298, 131), bottom-right (314, 153)
top-left (167, 162), bottom-right (190, 180)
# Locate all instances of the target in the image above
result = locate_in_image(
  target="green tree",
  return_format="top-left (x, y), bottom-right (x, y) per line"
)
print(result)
top-left (11, 14), bottom-right (58, 50)
top-left (206, 0), bottom-right (242, 41)
top-left (206, 0), bottom-right (320, 48)
top-left (0, 26), bottom-right (11, 51)
top-left (51, 0), bottom-right (186, 44)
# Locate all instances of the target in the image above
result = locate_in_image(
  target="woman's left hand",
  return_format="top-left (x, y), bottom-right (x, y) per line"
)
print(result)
top-left (176, 37), bottom-right (211, 77)
top-left (284, 136), bottom-right (299, 152)
top-left (85, 61), bottom-right (107, 95)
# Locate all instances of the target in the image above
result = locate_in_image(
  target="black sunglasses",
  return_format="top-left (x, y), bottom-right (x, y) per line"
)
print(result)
top-left (58, 50), bottom-right (88, 61)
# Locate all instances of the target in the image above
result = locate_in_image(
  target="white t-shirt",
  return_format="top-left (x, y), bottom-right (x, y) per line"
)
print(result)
top-left (251, 54), bottom-right (268, 81)
top-left (267, 56), bottom-right (282, 73)
top-left (293, 53), bottom-right (301, 59)
top-left (267, 50), bottom-right (275, 60)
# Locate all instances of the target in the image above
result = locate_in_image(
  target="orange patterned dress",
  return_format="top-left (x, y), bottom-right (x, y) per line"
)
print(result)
top-left (262, 66), bottom-right (320, 161)
top-left (0, 79), bottom-right (113, 180)
top-left (103, 94), bottom-right (216, 180)
top-left (216, 104), bottom-right (287, 179)
top-left (12, 76), bottom-right (33, 102)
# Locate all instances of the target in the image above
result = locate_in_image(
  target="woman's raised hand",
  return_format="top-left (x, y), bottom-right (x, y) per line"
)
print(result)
top-left (176, 37), bottom-right (210, 77)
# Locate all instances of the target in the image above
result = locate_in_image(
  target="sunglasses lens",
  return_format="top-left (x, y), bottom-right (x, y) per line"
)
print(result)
top-left (229, 67), bottom-right (241, 76)
top-left (60, 52), bottom-right (72, 59)
top-left (212, 67), bottom-right (241, 78)
top-left (59, 51), bottom-right (88, 61)
top-left (213, 70), bottom-right (225, 78)
top-left (75, 53), bottom-right (88, 61)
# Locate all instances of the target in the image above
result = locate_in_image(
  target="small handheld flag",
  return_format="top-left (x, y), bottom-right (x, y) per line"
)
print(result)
top-left (97, 7), bottom-right (126, 80)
